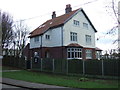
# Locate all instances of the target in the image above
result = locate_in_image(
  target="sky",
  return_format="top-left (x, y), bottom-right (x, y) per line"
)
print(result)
top-left (0, 0), bottom-right (119, 53)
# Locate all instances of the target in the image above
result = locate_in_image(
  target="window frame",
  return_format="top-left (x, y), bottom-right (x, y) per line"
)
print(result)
top-left (34, 36), bottom-right (39, 42)
top-left (45, 34), bottom-right (50, 40)
top-left (86, 49), bottom-right (92, 59)
top-left (83, 23), bottom-right (88, 29)
top-left (73, 20), bottom-right (80, 26)
top-left (70, 32), bottom-right (77, 42)
top-left (67, 48), bottom-right (82, 59)
top-left (85, 35), bottom-right (92, 45)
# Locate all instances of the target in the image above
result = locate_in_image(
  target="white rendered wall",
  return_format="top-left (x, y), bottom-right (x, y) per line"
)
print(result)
top-left (42, 27), bottom-right (62, 47)
top-left (30, 36), bottom-right (41, 49)
top-left (63, 10), bottom-right (96, 48)
top-left (30, 27), bottom-right (62, 49)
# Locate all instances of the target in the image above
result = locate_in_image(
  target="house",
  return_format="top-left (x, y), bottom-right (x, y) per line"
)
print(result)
top-left (28, 4), bottom-right (102, 60)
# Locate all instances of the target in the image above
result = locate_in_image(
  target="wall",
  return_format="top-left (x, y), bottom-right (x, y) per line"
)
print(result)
top-left (42, 27), bottom-right (62, 47)
top-left (30, 27), bottom-right (62, 49)
top-left (63, 10), bottom-right (96, 48)
top-left (30, 36), bottom-right (42, 49)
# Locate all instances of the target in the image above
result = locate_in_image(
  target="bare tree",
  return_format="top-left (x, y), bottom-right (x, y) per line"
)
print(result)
top-left (105, 0), bottom-right (120, 57)
top-left (1, 11), bottom-right (14, 49)
top-left (13, 21), bottom-right (29, 57)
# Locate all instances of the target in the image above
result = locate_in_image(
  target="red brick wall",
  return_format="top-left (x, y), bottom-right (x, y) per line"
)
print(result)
top-left (29, 46), bottom-right (67, 59)
top-left (26, 46), bottom-right (96, 60)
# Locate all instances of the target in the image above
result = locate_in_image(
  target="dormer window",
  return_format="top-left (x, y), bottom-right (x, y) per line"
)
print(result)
top-left (46, 35), bottom-right (50, 40)
top-left (73, 20), bottom-right (79, 26)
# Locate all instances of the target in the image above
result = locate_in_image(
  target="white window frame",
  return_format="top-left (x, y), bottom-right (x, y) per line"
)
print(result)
top-left (70, 32), bottom-right (77, 41)
top-left (73, 20), bottom-right (80, 26)
top-left (86, 35), bottom-right (91, 45)
top-left (34, 36), bottom-right (39, 42)
top-left (83, 23), bottom-right (88, 29)
top-left (86, 49), bottom-right (92, 59)
top-left (67, 48), bottom-right (82, 59)
top-left (46, 34), bottom-right (50, 40)
top-left (96, 51), bottom-right (101, 60)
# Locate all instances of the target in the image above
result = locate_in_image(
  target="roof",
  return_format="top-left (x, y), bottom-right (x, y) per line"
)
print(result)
top-left (29, 8), bottom-right (97, 38)
top-left (96, 47), bottom-right (102, 51)
top-left (67, 43), bottom-right (83, 47)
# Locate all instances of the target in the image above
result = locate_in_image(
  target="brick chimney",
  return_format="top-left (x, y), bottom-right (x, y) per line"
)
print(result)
top-left (65, 4), bottom-right (72, 14)
top-left (52, 11), bottom-right (56, 19)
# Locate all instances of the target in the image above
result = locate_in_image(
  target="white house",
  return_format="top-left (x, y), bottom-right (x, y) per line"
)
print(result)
top-left (28, 4), bottom-right (102, 60)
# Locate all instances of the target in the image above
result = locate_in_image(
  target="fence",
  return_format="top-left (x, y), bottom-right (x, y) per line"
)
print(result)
top-left (2, 56), bottom-right (26, 69)
top-left (2, 56), bottom-right (119, 76)
top-left (31, 58), bottom-right (67, 74)
top-left (31, 58), bottom-right (119, 76)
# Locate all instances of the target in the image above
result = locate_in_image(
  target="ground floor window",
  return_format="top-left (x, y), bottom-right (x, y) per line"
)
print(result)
top-left (67, 48), bottom-right (82, 59)
top-left (86, 49), bottom-right (92, 59)
top-left (96, 51), bottom-right (101, 60)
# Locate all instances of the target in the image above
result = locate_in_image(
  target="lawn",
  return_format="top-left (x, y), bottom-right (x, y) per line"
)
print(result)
top-left (2, 70), bottom-right (119, 88)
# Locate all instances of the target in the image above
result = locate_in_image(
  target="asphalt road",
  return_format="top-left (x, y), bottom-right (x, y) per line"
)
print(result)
top-left (0, 83), bottom-right (30, 90)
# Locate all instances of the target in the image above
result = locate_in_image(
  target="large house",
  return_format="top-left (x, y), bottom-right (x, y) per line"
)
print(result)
top-left (28, 4), bottom-right (102, 60)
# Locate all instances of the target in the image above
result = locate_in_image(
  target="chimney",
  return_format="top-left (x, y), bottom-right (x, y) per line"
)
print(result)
top-left (52, 11), bottom-right (56, 19)
top-left (65, 4), bottom-right (72, 14)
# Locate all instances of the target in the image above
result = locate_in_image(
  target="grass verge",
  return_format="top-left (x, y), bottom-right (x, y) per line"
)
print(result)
top-left (2, 70), bottom-right (119, 88)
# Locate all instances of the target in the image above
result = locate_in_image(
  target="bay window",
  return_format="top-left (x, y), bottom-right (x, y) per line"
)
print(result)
top-left (67, 48), bottom-right (82, 59)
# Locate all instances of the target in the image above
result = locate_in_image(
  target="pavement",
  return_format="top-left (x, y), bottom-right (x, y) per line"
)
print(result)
top-left (1, 77), bottom-right (69, 89)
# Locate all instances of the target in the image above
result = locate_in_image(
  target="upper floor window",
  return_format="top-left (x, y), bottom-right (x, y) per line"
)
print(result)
top-left (46, 35), bottom-right (50, 40)
top-left (83, 23), bottom-right (88, 29)
top-left (70, 32), bottom-right (77, 41)
top-left (73, 20), bottom-right (80, 26)
top-left (34, 36), bottom-right (39, 42)
top-left (86, 35), bottom-right (91, 45)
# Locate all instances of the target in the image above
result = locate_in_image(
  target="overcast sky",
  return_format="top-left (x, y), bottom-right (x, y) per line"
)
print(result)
top-left (0, 0), bottom-right (119, 53)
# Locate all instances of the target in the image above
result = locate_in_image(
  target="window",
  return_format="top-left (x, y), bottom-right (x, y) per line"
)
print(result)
top-left (34, 52), bottom-right (38, 56)
top-left (46, 35), bottom-right (50, 40)
top-left (70, 32), bottom-right (77, 41)
top-left (67, 48), bottom-right (82, 59)
top-left (34, 36), bottom-right (39, 42)
top-left (73, 20), bottom-right (80, 26)
top-left (86, 49), bottom-right (92, 59)
top-left (86, 35), bottom-right (91, 45)
top-left (83, 23), bottom-right (88, 29)
top-left (96, 51), bottom-right (101, 60)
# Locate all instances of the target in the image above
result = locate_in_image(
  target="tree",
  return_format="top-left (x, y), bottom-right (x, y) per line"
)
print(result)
top-left (13, 21), bottom-right (29, 57)
top-left (0, 10), bottom-right (2, 58)
top-left (97, 0), bottom-right (120, 56)
top-left (1, 11), bottom-right (14, 49)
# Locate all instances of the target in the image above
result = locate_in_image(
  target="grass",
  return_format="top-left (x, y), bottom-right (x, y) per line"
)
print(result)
top-left (2, 66), bottom-right (21, 70)
top-left (2, 70), bottom-right (119, 88)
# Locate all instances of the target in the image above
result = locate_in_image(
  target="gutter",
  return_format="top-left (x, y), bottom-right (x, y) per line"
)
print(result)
top-left (61, 26), bottom-right (64, 59)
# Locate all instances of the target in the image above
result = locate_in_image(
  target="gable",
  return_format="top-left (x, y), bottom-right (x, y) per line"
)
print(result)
top-left (64, 8), bottom-right (97, 33)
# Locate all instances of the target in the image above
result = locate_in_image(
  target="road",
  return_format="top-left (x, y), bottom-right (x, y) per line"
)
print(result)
top-left (0, 83), bottom-right (30, 90)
